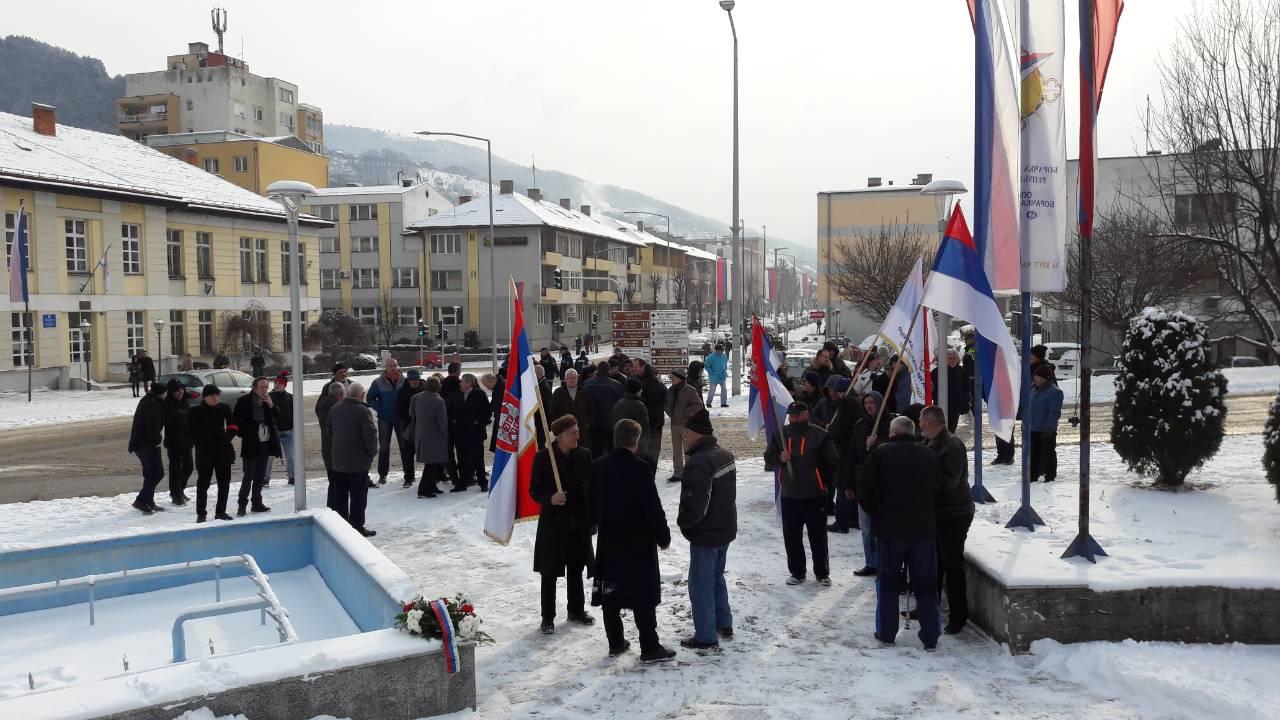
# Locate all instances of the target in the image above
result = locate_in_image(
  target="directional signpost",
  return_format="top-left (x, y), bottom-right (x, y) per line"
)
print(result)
top-left (611, 309), bottom-right (689, 376)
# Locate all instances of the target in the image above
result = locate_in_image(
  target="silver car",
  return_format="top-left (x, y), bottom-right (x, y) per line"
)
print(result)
top-left (157, 369), bottom-right (258, 407)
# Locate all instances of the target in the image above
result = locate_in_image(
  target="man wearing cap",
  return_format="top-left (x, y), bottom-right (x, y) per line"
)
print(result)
top-left (665, 367), bottom-right (703, 484)
top-left (367, 357), bottom-right (408, 486)
top-left (632, 357), bottom-right (667, 464)
top-left (266, 371), bottom-right (296, 487)
top-left (1027, 363), bottom-right (1064, 482)
top-left (163, 378), bottom-right (194, 506)
top-left (610, 378), bottom-right (652, 464)
top-left (704, 343), bottom-right (729, 409)
top-left (765, 402), bottom-right (840, 586)
top-left (188, 385), bottom-right (238, 522)
top-left (532, 414), bottom-right (596, 635)
top-left (395, 369), bottom-right (427, 488)
top-left (677, 408), bottom-right (737, 650)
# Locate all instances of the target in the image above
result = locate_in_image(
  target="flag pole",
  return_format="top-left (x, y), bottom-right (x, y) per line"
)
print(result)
top-left (1006, 292), bottom-right (1045, 530)
top-left (868, 302), bottom-right (924, 439)
top-left (970, 341), bottom-right (995, 503)
top-left (25, 298), bottom-right (31, 403)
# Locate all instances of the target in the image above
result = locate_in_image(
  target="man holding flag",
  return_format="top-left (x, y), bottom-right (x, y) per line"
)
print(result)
top-left (747, 316), bottom-right (795, 515)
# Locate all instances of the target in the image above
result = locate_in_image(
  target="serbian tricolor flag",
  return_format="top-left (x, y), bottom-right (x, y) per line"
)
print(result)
top-left (922, 206), bottom-right (1020, 440)
top-left (747, 317), bottom-right (793, 514)
top-left (483, 278), bottom-right (541, 545)
top-left (1079, 0), bottom-right (1124, 240)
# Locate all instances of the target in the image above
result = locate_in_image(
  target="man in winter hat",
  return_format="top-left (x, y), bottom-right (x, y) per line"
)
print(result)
top-left (677, 408), bottom-right (737, 652)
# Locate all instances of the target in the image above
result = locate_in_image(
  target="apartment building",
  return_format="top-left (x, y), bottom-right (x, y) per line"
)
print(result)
top-left (148, 131), bottom-right (328, 196)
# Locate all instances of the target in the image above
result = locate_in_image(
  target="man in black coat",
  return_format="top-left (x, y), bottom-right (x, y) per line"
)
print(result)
top-left (609, 379), bottom-right (650, 462)
top-left (163, 378), bottom-right (194, 506)
top-left (550, 369), bottom-right (593, 452)
top-left (930, 349), bottom-right (972, 433)
top-left (128, 382), bottom-right (168, 514)
top-left (857, 415), bottom-right (942, 650)
top-left (920, 405), bottom-right (975, 635)
top-left (448, 373), bottom-right (492, 491)
top-left (765, 402), bottom-right (841, 586)
top-left (441, 362), bottom-right (463, 484)
top-left (632, 357), bottom-right (667, 465)
top-left (591, 419), bottom-right (676, 663)
top-left (532, 414), bottom-right (596, 635)
top-left (138, 350), bottom-right (157, 393)
top-left (539, 348), bottom-right (559, 385)
top-left (316, 370), bottom-right (347, 507)
top-left (188, 385), bottom-right (238, 522)
top-left (233, 377), bottom-right (281, 516)
top-left (395, 370), bottom-right (427, 488)
top-left (583, 360), bottom-right (624, 459)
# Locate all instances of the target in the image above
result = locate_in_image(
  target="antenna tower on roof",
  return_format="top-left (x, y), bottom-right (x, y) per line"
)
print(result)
top-left (211, 7), bottom-right (228, 54)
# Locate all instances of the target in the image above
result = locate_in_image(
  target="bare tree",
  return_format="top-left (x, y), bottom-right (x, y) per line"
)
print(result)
top-left (826, 220), bottom-right (932, 322)
top-left (1146, 0), bottom-right (1280, 355)
top-left (306, 309), bottom-right (370, 351)
top-left (622, 282), bottom-right (639, 306)
top-left (219, 302), bottom-right (273, 366)
top-left (648, 273), bottom-right (665, 305)
top-left (671, 268), bottom-right (687, 308)
top-left (375, 288), bottom-right (399, 349)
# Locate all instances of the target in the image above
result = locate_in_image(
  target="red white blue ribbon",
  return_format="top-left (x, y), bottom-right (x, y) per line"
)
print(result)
top-left (429, 599), bottom-right (461, 674)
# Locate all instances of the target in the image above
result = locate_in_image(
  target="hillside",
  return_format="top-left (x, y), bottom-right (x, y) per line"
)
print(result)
top-left (0, 36), bottom-right (123, 133)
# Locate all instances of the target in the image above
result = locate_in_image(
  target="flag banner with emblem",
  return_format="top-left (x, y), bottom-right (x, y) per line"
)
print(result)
top-left (875, 258), bottom-right (929, 404)
top-left (1020, 0), bottom-right (1067, 291)
top-left (7, 203), bottom-right (28, 304)
top-left (483, 278), bottom-right (541, 545)
top-left (747, 316), bottom-right (793, 515)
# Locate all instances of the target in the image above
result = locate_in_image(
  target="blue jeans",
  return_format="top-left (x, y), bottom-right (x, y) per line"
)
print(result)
top-left (859, 506), bottom-right (878, 569)
top-left (874, 538), bottom-right (940, 648)
top-left (266, 430), bottom-right (294, 483)
top-left (134, 446), bottom-right (165, 508)
top-left (688, 543), bottom-right (733, 643)
top-left (705, 380), bottom-right (728, 407)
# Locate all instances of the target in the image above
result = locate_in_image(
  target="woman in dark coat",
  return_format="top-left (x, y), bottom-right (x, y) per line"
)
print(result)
top-left (233, 377), bottom-right (281, 516)
top-left (408, 376), bottom-right (450, 497)
top-left (531, 414), bottom-right (596, 635)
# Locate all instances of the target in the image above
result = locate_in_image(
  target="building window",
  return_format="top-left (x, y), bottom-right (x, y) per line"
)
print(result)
top-left (282, 311), bottom-right (308, 351)
top-left (279, 88), bottom-right (294, 104)
top-left (430, 233), bottom-right (462, 254)
top-left (351, 236), bottom-right (378, 253)
top-left (280, 241), bottom-right (306, 285)
top-left (203, 158), bottom-right (220, 174)
top-left (395, 307), bottom-right (418, 327)
top-left (312, 205), bottom-right (338, 221)
top-left (1175, 192), bottom-right (1236, 227)
top-left (279, 112), bottom-right (295, 130)
top-left (196, 232), bottom-right (213, 279)
top-left (65, 219), bottom-right (87, 273)
top-left (233, 156), bottom-right (249, 173)
top-left (198, 310), bottom-right (214, 355)
top-left (434, 305), bottom-right (463, 325)
top-left (255, 237), bottom-right (268, 282)
top-left (536, 304), bottom-right (551, 326)
top-left (240, 237), bottom-right (254, 282)
top-left (169, 310), bottom-right (185, 356)
top-left (68, 312), bottom-right (91, 365)
top-left (320, 269), bottom-right (339, 289)
top-left (555, 232), bottom-right (581, 258)
top-left (430, 270), bottom-right (462, 291)
top-left (349, 204), bottom-right (377, 221)
top-left (254, 106), bottom-right (264, 122)
top-left (166, 229), bottom-right (183, 278)
top-left (126, 310), bottom-right (145, 357)
top-left (121, 223), bottom-right (141, 274)
top-left (352, 306), bottom-right (378, 325)
top-left (10, 312), bottom-right (33, 367)
top-left (563, 270), bottom-right (583, 291)
top-left (4, 212), bottom-right (13, 264)
top-left (353, 268), bottom-right (379, 289)
top-left (186, 99), bottom-right (194, 111)
top-left (394, 267), bottom-right (419, 288)
top-left (320, 236), bottom-right (340, 253)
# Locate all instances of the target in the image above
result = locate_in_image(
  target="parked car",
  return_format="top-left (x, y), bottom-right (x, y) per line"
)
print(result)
top-left (1094, 356), bottom-right (1123, 376)
top-left (420, 350), bottom-right (443, 369)
top-left (784, 350), bottom-right (813, 378)
top-left (157, 369), bottom-right (257, 407)
top-left (1222, 355), bottom-right (1265, 368)
top-left (1042, 343), bottom-right (1082, 378)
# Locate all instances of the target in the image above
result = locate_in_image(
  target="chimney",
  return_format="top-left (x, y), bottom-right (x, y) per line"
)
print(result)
top-left (401, 179), bottom-right (413, 188)
top-left (500, 180), bottom-right (514, 194)
top-left (559, 198), bottom-right (572, 210)
top-left (32, 103), bottom-right (56, 137)
top-left (580, 205), bottom-right (591, 216)
top-left (528, 188), bottom-right (542, 202)
top-left (912, 172), bottom-right (933, 185)
top-left (867, 177), bottom-right (882, 187)
top-left (459, 195), bottom-right (473, 204)
top-left (636, 220), bottom-right (645, 232)
top-left (888, 180), bottom-right (895, 186)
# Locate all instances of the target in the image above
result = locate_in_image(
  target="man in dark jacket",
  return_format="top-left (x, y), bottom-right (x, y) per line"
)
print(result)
top-left (610, 379), bottom-right (651, 463)
top-left (128, 383), bottom-right (168, 514)
top-left (676, 409), bottom-right (737, 651)
top-left (584, 361), bottom-right (624, 459)
top-left (233, 377), bottom-right (280, 516)
top-left (826, 386), bottom-right (866, 534)
top-left (539, 348), bottom-right (560, 385)
top-left (1027, 363), bottom-right (1064, 482)
top-left (189, 385), bottom-right (237, 522)
top-left (163, 378), bottom-right (194, 506)
top-left (920, 405), bottom-right (974, 635)
top-left (317, 369), bottom-right (347, 503)
top-left (592, 419), bottom-right (676, 663)
top-left (559, 348), bottom-right (574, 380)
top-left (824, 341), bottom-right (852, 378)
top-left (765, 402), bottom-right (841, 586)
top-left (138, 350), bottom-right (157, 393)
top-left (394, 369), bottom-right (427, 488)
top-left (857, 416), bottom-right (942, 650)
top-left (448, 373), bottom-right (492, 491)
top-left (632, 358), bottom-right (667, 464)
top-left (845, 389), bottom-right (894, 576)
top-left (532, 414), bottom-right (596, 635)
top-left (328, 381), bottom-right (378, 536)
top-left (441, 362), bottom-right (463, 484)
top-left (930, 349), bottom-right (972, 432)
top-left (265, 371), bottom-right (296, 487)
top-left (550, 369), bottom-right (593, 452)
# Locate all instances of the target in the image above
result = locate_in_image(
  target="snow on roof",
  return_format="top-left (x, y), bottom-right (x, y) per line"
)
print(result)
top-left (0, 111), bottom-right (293, 221)
top-left (596, 216), bottom-right (718, 260)
top-left (405, 191), bottom-right (645, 246)
top-left (313, 183), bottom-right (428, 197)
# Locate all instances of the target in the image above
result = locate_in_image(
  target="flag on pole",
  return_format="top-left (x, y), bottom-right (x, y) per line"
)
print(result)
top-left (922, 206), bottom-right (1021, 440)
top-left (1020, 0), bottom-right (1068, 291)
top-left (747, 316), bottom-right (793, 513)
top-left (875, 258), bottom-right (929, 404)
top-left (1079, 0), bottom-right (1125, 240)
top-left (483, 279), bottom-right (541, 544)
top-left (7, 203), bottom-right (28, 303)
top-left (716, 256), bottom-right (730, 302)
top-left (968, 0), bottom-right (1023, 293)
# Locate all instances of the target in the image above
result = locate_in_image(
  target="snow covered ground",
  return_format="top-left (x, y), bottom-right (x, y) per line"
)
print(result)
top-left (2, 443), bottom-right (1279, 718)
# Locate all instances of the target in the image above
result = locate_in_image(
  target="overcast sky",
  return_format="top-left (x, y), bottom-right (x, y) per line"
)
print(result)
top-left (13, 0), bottom-right (1208, 248)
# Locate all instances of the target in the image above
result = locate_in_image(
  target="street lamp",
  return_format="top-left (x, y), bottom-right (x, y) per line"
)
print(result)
top-left (720, 0), bottom-right (742, 395)
top-left (153, 317), bottom-right (165, 374)
top-left (416, 130), bottom-right (497, 373)
top-left (79, 318), bottom-right (91, 391)
top-left (267, 179), bottom-right (318, 514)
top-left (920, 179), bottom-right (968, 421)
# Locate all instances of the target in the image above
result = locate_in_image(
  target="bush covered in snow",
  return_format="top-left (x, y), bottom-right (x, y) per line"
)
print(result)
top-left (1111, 307), bottom-right (1227, 487)
top-left (1263, 394), bottom-right (1280, 501)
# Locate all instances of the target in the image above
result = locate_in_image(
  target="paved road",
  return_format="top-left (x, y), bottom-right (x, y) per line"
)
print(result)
top-left (0, 393), bottom-right (1271, 505)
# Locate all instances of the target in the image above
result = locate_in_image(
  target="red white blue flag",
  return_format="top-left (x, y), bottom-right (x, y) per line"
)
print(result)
top-left (716, 256), bottom-right (730, 302)
top-left (1079, 0), bottom-right (1124, 240)
top-left (747, 317), bottom-right (793, 514)
top-left (484, 278), bottom-right (541, 544)
top-left (7, 202), bottom-right (28, 304)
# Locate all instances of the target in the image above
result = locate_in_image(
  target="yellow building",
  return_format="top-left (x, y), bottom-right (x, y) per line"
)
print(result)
top-left (147, 131), bottom-right (328, 196)
top-left (0, 105), bottom-right (325, 390)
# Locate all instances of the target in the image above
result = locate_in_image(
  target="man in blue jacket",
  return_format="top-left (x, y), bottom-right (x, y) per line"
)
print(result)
top-left (1027, 363), bottom-right (1064, 482)
top-left (366, 357), bottom-right (408, 486)
top-left (704, 344), bottom-right (729, 408)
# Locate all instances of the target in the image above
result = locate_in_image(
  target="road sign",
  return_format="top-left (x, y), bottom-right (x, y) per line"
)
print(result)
top-left (809, 310), bottom-right (827, 319)
top-left (610, 308), bottom-right (689, 375)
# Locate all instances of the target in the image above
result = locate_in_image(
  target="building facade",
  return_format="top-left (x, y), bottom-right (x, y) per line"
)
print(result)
top-left (148, 131), bottom-right (328, 196)
top-left (0, 106), bottom-right (324, 391)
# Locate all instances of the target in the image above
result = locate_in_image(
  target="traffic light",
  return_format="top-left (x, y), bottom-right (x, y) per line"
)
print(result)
top-left (442, 328), bottom-right (449, 341)
top-left (436, 320), bottom-right (445, 340)
top-left (553, 269), bottom-right (563, 290)
top-left (417, 322), bottom-right (427, 338)
top-left (554, 320), bottom-right (565, 333)
top-left (591, 312), bottom-right (599, 324)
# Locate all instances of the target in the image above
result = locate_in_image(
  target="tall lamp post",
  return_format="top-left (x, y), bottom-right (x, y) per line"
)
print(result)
top-left (153, 318), bottom-right (165, 375)
top-left (623, 210), bottom-right (672, 305)
top-left (79, 318), bottom-right (91, 391)
top-left (720, 0), bottom-right (742, 395)
top-left (267, 179), bottom-right (318, 513)
top-left (416, 131), bottom-right (497, 373)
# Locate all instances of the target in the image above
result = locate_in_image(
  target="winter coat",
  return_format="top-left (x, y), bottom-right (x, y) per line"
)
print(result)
top-left (441, 375), bottom-right (462, 401)
top-left (809, 363), bottom-right (833, 391)
top-left (128, 394), bottom-right (165, 454)
top-left (704, 351), bottom-right (729, 384)
top-left (531, 443), bottom-right (595, 577)
top-left (328, 399), bottom-right (379, 474)
top-left (686, 360), bottom-right (706, 393)
top-left (857, 435), bottom-right (941, 541)
top-left (547, 384), bottom-right (591, 435)
top-left (448, 388), bottom-right (492, 443)
top-left (610, 395), bottom-right (650, 448)
top-left (163, 397), bottom-right (193, 450)
top-left (592, 448), bottom-right (670, 609)
top-left (559, 353), bottom-right (574, 380)
top-left (366, 372), bottom-right (405, 423)
top-left (677, 435), bottom-right (738, 547)
top-left (139, 355), bottom-right (156, 382)
top-left (233, 393), bottom-right (281, 459)
top-left (584, 375), bottom-right (625, 429)
top-left (127, 361), bottom-right (141, 382)
top-left (930, 364), bottom-right (972, 416)
top-left (838, 392), bottom-right (893, 490)
top-left (665, 381), bottom-right (702, 428)
top-left (188, 401), bottom-right (237, 468)
top-left (540, 354), bottom-right (560, 383)
top-left (926, 429), bottom-right (974, 519)
top-left (764, 422), bottom-right (840, 500)
top-left (268, 389), bottom-right (295, 432)
top-left (395, 380), bottom-right (427, 427)
top-left (826, 392), bottom-right (866, 456)
top-left (830, 355), bottom-right (853, 378)
top-left (637, 366), bottom-right (667, 430)
top-left (408, 390), bottom-right (450, 465)
top-left (1026, 382), bottom-right (1064, 433)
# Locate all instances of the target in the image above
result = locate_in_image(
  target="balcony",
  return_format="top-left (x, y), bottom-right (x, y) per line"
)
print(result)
top-left (627, 261), bottom-right (643, 275)
top-left (118, 111), bottom-right (169, 124)
top-left (585, 289), bottom-right (618, 304)
top-left (584, 257), bottom-right (616, 273)
top-left (541, 251), bottom-right (563, 266)
top-left (541, 287), bottom-right (563, 302)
